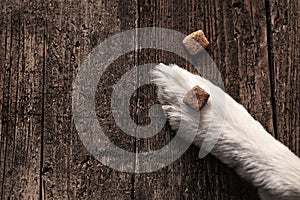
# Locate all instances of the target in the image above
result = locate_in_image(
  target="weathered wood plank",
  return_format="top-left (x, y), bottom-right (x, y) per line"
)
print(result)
top-left (0, 2), bottom-right (43, 199)
top-left (219, 0), bottom-right (274, 134)
top-left (1, 0), bottom-right (299, 199)
top-left (205, 1), bottom-right (275, 198)
top-left (268, 0), bottom-right (300, 156)
top-left (134, 0), bottom-right (273, 199)
top-left (42, 0), bottom-right (137, 199)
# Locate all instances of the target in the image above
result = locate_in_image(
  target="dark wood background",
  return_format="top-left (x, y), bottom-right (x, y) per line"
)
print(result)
top-left (0, 0), bottom-right (299, 199)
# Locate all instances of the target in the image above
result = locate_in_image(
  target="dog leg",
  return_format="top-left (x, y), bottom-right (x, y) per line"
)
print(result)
top-left (151, 63), bottom-right (300, 200)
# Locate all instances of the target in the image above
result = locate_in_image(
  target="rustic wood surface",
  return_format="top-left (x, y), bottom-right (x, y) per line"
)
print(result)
top-left (0, 0), bottom-right (299, 199)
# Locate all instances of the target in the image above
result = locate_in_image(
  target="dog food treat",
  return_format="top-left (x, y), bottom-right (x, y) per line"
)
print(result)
top-left (183, 30), bottom-right (209, 55)
top-left (183, 85), bottom-right (210, 111)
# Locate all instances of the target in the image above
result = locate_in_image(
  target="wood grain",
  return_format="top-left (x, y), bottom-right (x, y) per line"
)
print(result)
top-left (0, 2), bottom-right (43, 198)
top-left (268, 0), bottom-right (300, 156)
top-left (0, 0), bottom-right (299, 199)
top-left (41, 0), bottom-right (136, 199)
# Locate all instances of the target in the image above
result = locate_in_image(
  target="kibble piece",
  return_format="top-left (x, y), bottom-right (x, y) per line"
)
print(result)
top-left (183, 85), bottom-right (210, 111)
top-left (183, 30), bottom-right (209, 55)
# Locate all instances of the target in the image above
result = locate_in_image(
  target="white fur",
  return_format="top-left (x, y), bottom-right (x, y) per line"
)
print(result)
top-left (151, 63), bottom-right (300, 200)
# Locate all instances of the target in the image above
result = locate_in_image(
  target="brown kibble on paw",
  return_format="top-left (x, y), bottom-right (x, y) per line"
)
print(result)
top-left (183, 85), bottom-right (210, 111)
top-left (183, 30), bottom-right (209, 55)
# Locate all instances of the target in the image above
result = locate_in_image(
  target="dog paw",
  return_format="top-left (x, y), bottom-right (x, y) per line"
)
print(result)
top-left (151, 63), bottom-right (215, 133)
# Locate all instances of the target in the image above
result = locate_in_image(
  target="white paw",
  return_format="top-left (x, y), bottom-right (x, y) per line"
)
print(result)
top-left (151, 64), bottom-right (300, 200)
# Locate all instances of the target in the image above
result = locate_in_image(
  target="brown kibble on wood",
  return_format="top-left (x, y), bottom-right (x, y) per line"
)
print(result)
top-left (183, 30), bottom-right (210, 55)
top-left (183, 85), bottom-right (210, 111)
